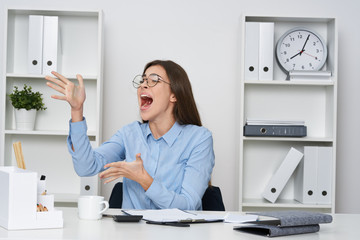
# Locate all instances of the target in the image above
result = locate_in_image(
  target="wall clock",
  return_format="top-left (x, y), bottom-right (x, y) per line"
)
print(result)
top-left (276, 27), bottom-right (327, 73)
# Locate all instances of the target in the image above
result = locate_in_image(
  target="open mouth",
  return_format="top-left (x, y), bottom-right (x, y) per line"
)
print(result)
top-left (140, 94), bottom-right (153, 110)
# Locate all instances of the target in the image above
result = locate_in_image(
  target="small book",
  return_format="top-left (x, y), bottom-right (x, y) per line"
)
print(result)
top-left (233, 211), bottom-right (332, 237)
top-left (234, 223), bottom-right (320, 237)
top-left (246, 119), bottom-right (305, 126)
top-left (245, 210), bottom-right (333, 226)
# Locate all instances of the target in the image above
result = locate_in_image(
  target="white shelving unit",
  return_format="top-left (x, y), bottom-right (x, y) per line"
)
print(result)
top-left (0, 8), bottom-right (103, 203)
top-left (239, 15), bottom-right (337, 213)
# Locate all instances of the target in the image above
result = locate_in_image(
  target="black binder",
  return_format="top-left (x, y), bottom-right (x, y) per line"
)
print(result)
top-left (244, 124), bottom-right (307, 137)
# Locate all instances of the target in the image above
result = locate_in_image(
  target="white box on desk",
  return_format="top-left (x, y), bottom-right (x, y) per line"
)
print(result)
top-left (0, 167), bottom-right (63, 230)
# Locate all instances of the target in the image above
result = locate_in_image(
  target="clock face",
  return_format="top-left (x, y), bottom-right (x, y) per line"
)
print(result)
top-left (276, 28), bottom-right (327, 72)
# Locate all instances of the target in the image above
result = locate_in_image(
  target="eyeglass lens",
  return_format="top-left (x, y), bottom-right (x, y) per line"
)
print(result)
top-left (133, 74), bottom-right (160, 88)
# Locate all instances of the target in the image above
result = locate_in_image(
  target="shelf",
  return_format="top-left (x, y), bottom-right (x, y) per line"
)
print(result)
top-left (239, 15), bottom-right (337, 214)
top-left (8, 8), bottom-right (100, 17)
top-left (6, 9), bottom-right (101, 76)
top-left (4, 130), bottom-right (96, 137)
top-left (6, 73), bottom-right (98, 80)
top-left (244, 15), bottom-right (335, 24)
top-left (244, 80), bottom-right (335, 86)
top-left (1, 8), bottom-right (103, 201)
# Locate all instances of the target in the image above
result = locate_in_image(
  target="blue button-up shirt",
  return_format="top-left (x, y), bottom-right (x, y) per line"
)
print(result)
top-left (67, 119), bottom-right (215, 210)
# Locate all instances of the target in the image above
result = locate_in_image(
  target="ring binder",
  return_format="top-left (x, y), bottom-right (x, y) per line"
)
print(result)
top-left (244, 125), bottom-right (307, 137)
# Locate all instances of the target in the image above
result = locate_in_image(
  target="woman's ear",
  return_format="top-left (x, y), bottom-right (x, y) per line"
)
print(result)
top-left (170, 94), bottom-right (177, 103)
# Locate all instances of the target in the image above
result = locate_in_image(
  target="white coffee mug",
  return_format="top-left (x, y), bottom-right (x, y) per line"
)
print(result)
top-left (78, 195), bottom-right (109, 220)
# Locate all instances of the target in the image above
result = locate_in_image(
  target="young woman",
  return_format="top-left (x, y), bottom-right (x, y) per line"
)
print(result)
top-left (45, 60), bottom-right (215, 210)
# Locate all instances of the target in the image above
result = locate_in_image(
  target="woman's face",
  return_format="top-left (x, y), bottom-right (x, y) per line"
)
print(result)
top-left (137, 65), bottom-right (176, 123)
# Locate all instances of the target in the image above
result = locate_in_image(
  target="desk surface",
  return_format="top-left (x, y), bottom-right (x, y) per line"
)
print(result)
top-left (1, 208), bottom-right (359, 239)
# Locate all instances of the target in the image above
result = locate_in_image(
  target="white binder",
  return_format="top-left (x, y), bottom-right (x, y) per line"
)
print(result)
top-left (80, 175), bottom-right (100, 196)
top-left (80, 141), bottom-right (100, 196)
top-left (42, 16), bottom-right (59, 75)
top-left (294, 146), bottom-right (318, 204)
top-left (244, 22), bottom-right (260, 80)
top-left (262, 147), bottom-right (303, 203)
top-left (316, 147), bottom-right (333, 204)
top-left (28, 15), bottom-right (44, 74)
top-left (258, 22), bottom-right (274, 80)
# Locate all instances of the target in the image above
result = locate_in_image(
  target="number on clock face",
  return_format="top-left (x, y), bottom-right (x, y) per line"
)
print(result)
top-left (276, 29), bottom-right (327, 72)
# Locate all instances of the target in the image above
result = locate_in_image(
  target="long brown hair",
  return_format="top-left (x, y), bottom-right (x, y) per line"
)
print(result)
top-left (143, 60), bottom-right (202, 126)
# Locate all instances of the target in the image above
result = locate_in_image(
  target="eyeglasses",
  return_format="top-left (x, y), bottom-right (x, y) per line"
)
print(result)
top-left (132, 73), bottom-right (171, 88)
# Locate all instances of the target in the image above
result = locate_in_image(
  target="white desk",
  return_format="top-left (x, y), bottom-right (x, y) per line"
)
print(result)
top-left (0, 208), bottom-right (359, 239)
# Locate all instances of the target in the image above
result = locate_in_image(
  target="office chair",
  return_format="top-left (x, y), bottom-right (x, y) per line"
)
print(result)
top-left (109, 182), bottom-right (123, 208)
top-left (109, 182), bottom-right (225, 211)
top-left (201, 185), bottom-right (225, 211)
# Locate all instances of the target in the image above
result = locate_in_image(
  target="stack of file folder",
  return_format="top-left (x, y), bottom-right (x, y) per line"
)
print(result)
top-left (294, 146), bottom-right (333, 205)
top-left (244, 22), bottom-right (274, 81)
top-left (234, 210), bottom-right (332, 237)
top-left (28, 15), bottom-right (59, 75)
top-left (244, 119), bottom-right (307, 137)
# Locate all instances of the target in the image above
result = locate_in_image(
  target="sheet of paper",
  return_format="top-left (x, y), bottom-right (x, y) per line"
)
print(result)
top-left (224, 213), bottom-right (258, 223)
top-left (123, 209), bottom-right (224, 222)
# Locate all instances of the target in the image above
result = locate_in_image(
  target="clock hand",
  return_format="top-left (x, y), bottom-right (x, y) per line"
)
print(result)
top-left (290, 51), bottom-right (301, 59)
top-left (300, 34), bottom-right (310, 55)
top-left (291, 34), bottom-right (310, 59)
top-left (303, 51), bottom-right (318, 60)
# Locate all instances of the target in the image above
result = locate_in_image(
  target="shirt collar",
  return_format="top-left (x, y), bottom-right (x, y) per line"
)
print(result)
top-left (144, 122), bottom-right (182, 147)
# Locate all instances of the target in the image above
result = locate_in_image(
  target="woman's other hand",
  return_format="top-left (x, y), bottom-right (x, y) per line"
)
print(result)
top-left (100, 153), bottom-right (153, 191)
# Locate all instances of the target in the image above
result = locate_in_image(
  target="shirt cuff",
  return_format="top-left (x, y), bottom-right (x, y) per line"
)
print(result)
top-left (67, 117), bottom-right (87, 152)
top-left (69, 117), bottom-right (87, 134)
top-left (144, 178), bottom-right (161, 199)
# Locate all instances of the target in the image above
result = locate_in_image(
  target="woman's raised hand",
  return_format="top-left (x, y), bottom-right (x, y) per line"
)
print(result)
top-left (45, 71), bottom-right (86, 122)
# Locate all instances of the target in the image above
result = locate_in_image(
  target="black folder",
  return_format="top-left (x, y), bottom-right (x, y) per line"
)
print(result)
top-left (234, 210), bottom-right (332, 237)
top-left (244, 124), bottom-right (307, 137)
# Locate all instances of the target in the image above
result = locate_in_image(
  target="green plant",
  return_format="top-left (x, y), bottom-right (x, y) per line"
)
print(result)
top-left (9, 84), bottom-right (47, 111)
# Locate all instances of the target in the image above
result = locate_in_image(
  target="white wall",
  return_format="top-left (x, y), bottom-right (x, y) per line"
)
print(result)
top-left (1, 0), bottom-right (359, 213)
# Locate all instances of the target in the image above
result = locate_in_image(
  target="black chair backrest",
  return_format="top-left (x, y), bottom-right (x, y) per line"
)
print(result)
top-left (201, 185), bottom-right (225, 211)
top-left (109, 182), bottom-right (123, 208)
top-left (109, 182), bottom-right (225, 211)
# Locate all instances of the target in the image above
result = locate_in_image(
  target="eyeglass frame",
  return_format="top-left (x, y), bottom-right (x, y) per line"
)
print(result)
top-left (132, 73), bottom-right (171, 88)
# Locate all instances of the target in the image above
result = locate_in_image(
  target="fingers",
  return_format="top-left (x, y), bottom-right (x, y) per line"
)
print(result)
top-left (103, 161), bottom-right (123, 169)
top-left (76, 74), bottom-right (84, 88)
top-left (46, 81), bottom-right (66, 95)
top-left (100, 154), bottom-right (143, 184)
top-left (99, 167), bottom-right (123, 184)
top-left (50, 71), bottom-right (71, 85)
top-left (103, 176), bottom-right (120, 184)
top-left (100, 162), bottom-right (123, 177)
top-left (45, 75), bottom-right (67, 90)
top-left (135, 153), bottom-right (142, 162)
top-left (45, 72), bottom-right (83, 89)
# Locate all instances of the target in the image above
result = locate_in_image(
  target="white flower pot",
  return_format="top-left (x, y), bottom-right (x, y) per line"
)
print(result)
top-left (14, 109), bottom-right (37, 130)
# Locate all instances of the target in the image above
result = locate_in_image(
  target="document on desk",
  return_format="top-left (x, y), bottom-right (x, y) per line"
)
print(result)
top-left (224, 213), bottom-right (258, 223)
top-left (123, 209), bottom-right (224, 223)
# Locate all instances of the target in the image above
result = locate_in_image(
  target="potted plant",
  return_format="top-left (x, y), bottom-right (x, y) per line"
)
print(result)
top-left (9, 84), bottom-right (47, 130)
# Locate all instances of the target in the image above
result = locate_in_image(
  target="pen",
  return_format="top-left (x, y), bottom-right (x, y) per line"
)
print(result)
top-left (146, 221), bottom-right (190, 227)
